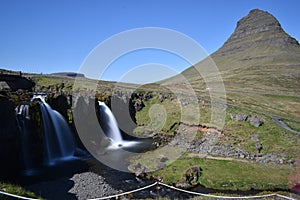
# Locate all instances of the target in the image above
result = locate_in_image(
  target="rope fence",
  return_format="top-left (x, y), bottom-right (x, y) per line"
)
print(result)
top-left (0, 190), bottom-right (39, 200)
top-left (88, 182), bottom-right (157, 200)
top-left (159, 182), bottom-right (294, 200)
top-left (0, 182), bottom-right (296, 200)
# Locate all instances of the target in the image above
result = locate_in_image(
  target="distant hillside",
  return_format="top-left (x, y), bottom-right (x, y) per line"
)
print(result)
top-left (51, 72), bottom-right (85, 78)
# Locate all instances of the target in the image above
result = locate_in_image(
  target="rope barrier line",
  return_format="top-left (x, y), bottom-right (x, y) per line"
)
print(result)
top-left (275, 194), bottom-right (295, 200)
top-left (87, 181), bottom-right (296, 200)
top-left (0, 182), bottom-right (296, 200)
top-left (158, 182), bottom-right (277, 199)
top-left (0, 190), bottom-right (39, 200)
top-left (87, 182), bottom-right (157, 200)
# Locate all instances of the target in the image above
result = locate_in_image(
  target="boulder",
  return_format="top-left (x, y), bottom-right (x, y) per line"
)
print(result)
top-left (230, 113), bottom-right (236, 119)
top-left (236, 113), bottom-right (248, 122)
top-left (134, 99), bottom-right (145, 111)
top-left (250, 134), bottom-right (259, 142)
top-left (184, 166), bottom-right (202, 185)
top-left (143, 93), bottom-right (152, 101)
top-left (159, 155), bottom-right (168, 163)
top-left (255, 143), bottom-right (263, 153)
top-left (158, 94), bottom-right (164, 102)
top-left (249, 115), bottom-right (263, 127)
top-left (128, 163), bottom-right (148, 177)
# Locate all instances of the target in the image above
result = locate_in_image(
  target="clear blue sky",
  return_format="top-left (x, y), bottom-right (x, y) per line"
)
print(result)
top-left (0, 0), bottom-right (299, 82)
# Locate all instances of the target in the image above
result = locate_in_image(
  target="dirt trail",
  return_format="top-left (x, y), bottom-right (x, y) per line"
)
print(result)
top-left (184, 153), bottom-right (250, 163)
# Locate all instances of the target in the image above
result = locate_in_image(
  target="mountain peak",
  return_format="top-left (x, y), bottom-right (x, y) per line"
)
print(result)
top-left (217, 9), bottom-right (299, 56)
top-left (233, 9), bottom-right (282, 40)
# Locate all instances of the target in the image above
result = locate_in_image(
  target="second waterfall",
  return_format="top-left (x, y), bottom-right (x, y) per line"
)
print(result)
top-left (33, 95), bottom-right (76, 165)
top-left (98, 101), bottom-right (139, 149)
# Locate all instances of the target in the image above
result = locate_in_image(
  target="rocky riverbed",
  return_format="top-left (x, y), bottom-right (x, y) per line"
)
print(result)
top-left (26, 171), bottom-right (123, 200)
top-left (24, 158), bottom-right (198, 200)
top-left (24, 159), bottom-right (156, 200)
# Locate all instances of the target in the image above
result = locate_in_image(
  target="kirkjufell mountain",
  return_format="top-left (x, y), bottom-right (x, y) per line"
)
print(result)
top-left (179, 9), bottom-right (300, 95)
top-left (217, 9), bottom-right (299, 58)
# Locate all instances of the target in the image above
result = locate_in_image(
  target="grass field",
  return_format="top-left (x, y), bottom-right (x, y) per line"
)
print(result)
top-left (221, 106), bottom-right (300, 157)
top-left (151, 157), bottom-right (295, 191)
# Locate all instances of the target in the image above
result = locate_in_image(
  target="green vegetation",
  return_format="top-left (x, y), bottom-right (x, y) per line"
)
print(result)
top-left (0, 183), bottom-right (41, 200)
top-left (226, 92), bottom-right (300, 121)
top-left (283, 120), bottom-right (300, 132)
top-left (135, 94), bottom-right (300, 159)
top-left (132, 94), bottom-right (300, 192)
top-left (135, 97), bottom-right (181, 134)
top-left (152, 157), bottom-right (294, 191)
top-left (30, 74), bottom-right (115, 95)
top-left (220, 106), bottom-right (300, 157)
top-left (135, 96), bottom-right (213, 129)
top-left (188, 191), bottom-right (300, 199)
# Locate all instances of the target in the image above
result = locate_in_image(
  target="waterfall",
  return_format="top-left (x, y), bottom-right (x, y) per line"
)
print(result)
top-left (98, 101), bottom-right (123, 143)
top-left (15, 103), bottom-right (31, 172)
top-left (32, 94), bottom-right (75, 165)
top-left (98, 101), bottom-right (138, 149)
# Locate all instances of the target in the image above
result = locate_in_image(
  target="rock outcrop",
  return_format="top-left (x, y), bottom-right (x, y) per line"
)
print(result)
top-left (0, 95), bottom-right (21, 179)
top-left (230, 113), bottom-right (263, 127)
top-left (48, 94), bottom-right (71, 122)
top-left (249, 115), bottom-right (264, 127)
top-left (0, 74), bottom-right (35, 91)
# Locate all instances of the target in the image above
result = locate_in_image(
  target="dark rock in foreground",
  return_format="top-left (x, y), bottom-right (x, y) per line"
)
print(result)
top-left (0, 95), bottom-right (21, 179)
